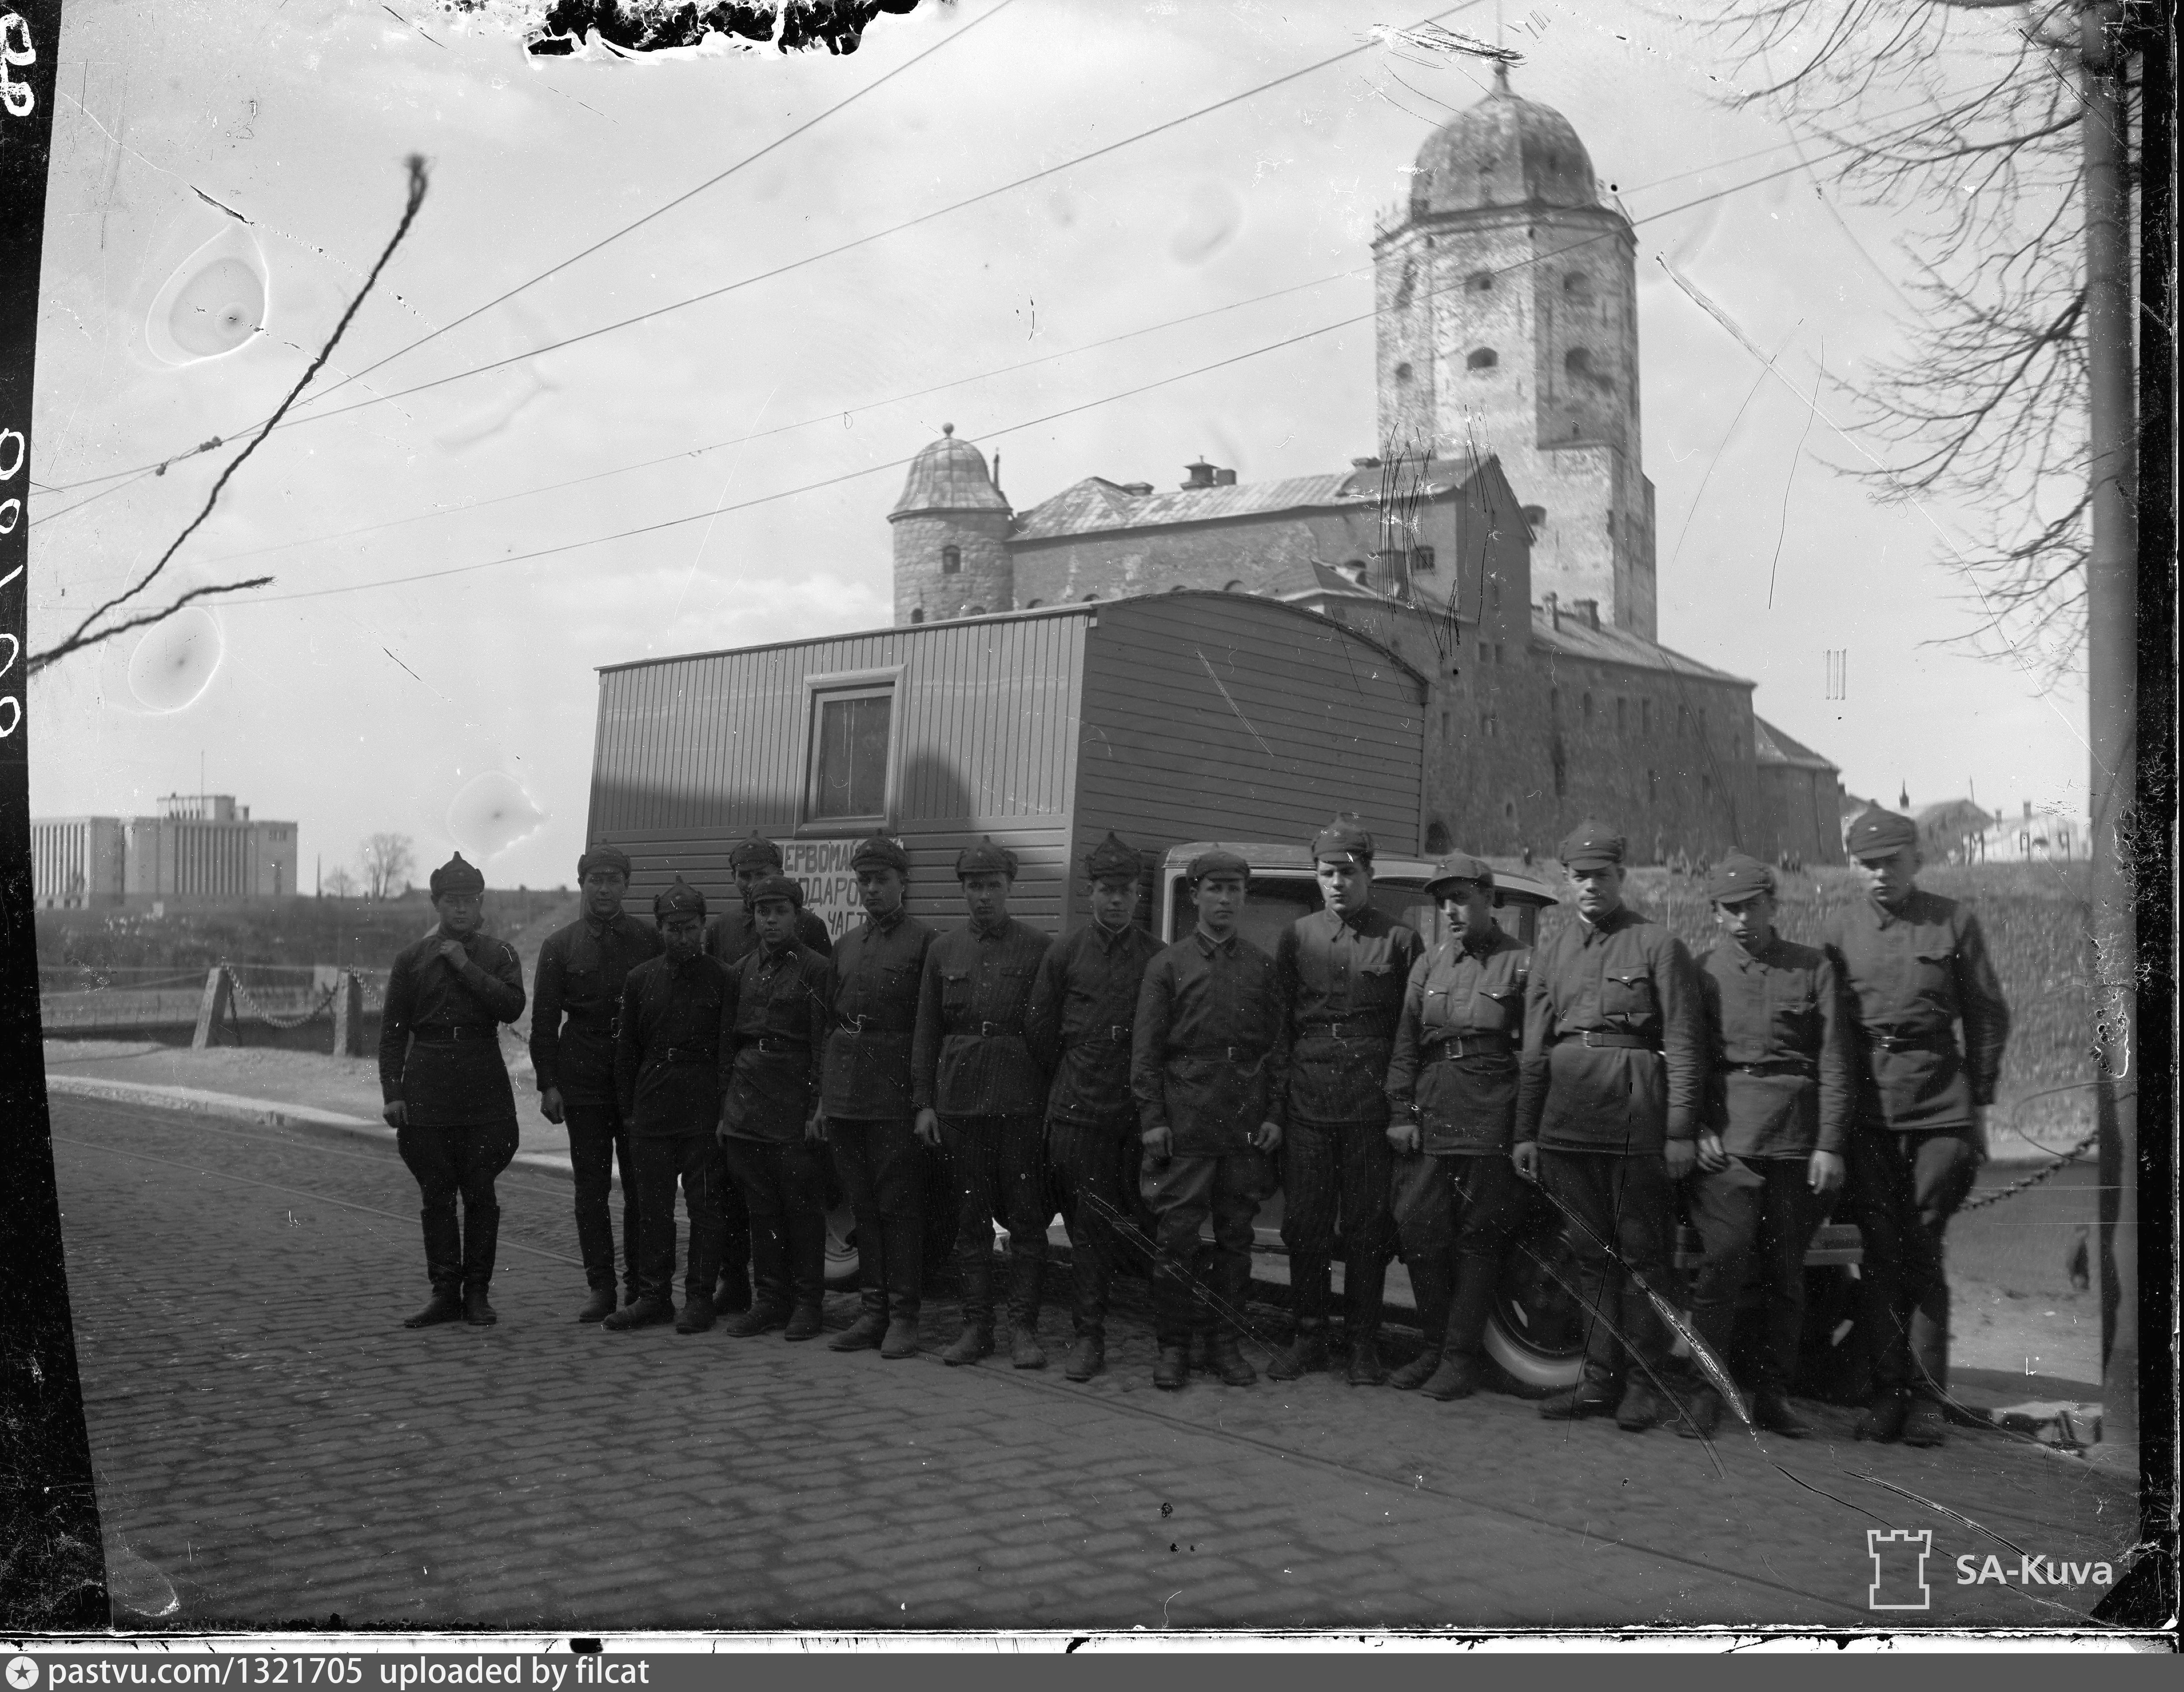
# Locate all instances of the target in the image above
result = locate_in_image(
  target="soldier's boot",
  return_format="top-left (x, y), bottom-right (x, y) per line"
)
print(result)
top-left (461, 1283), bottom-right (497, 1327)
top-left (1419, 1351), bottom-right (1482, 1402)
top-left (1538, 1377), bottom-right (1618, 1420)
top-left (880, 1300), bottom-right (923, 1361)
top-left (1855, 1390), bottom-right (1911, 1444)
top-left (406, 1209), bottom-right (465, 1327)
top-left (829, 1296), bottom-right (889, 1353)
top-left (1750, 1389), bottom-right (1813, 1440)
top-left (1064, 1332), bottom-right (1105, 1383)
top-left (674, 1291), bottom-right (717, 1335)
top-left (722, 1301), bottom-right (789, 1338)
top-left (403, 1288), bottom-right (464, 1329)
top-left (576, 1286), bottom-right (616, 1324)
top-left (783, 1304), bottom-right (825, 1342)
top-left (459, 1201), bottom-right (501, 1326)
top-left (1008, 1247), bottom-right (1047, 1368)
top-left (1153, 1346), bottom-right (1190, 1391)
top-left (1208, 1331), bottom-right (1257, 1388)
top-left (1346, 1332), bottom-right (1388, 1388)
top-left (713, 1260), bottom-right (752, 1316)
top-left (1389, 1257), bottom-right (1452, 1390)
top-left (602, 1294), bottom-right (675, 1331)
top-left (1900, 1398), bottom-right (1948, 1449)
top-left (942, 1324), bottom-right (994, 1367)
top-left (1675, 1385), bottom-right (1723, 1441)
top-left (1010, 1322), bottom-right (1048, 1371)
top-left (1265, 1322), bottom-right (1330, 1382)
top-left (1615, 1378), bottom-right (1668, 1433)
top-left (727, 1226), bottom-right (791, 1336)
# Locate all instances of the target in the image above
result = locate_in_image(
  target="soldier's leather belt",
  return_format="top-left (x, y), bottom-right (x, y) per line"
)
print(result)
top-left (1174, 1045), bottom-right (1266, 1063)
top-left (410, 1023), bottom-right (497, 1043)
top-left (972, 1021), bottom-right (1024, 1038)
top-left (1721, 1059), bottom-right (1817, 1077)
top-left (1076, 1024), bottom-right (1131, 1043)
top-left (837, 1014), bottom-right (905, 1035)
top-left (1557, 1030), bottom-right (1656, 1051)
top-left (1869, 1030), bottom-right (1951, 1054)
top-left (749, 1036), bottom-right (810, 1055)
top-left (1426, 1031), bottom-right (1512, 1059)
top-left (658, 1046), bottom-right (718, 1065)
top-left (1298, 1019), bottom-right (1389, 1041)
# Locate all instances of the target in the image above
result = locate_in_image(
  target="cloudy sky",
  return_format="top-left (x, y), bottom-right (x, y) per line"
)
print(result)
top-left (28, 0), bottom-right (2091, 891)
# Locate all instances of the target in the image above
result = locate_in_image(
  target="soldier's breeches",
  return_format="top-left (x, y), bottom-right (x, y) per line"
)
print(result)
top-left (398, 1118), bottom-right (518, 1291)
top-left (631, 1133), bottom-right (723, 1304)
top-left (1047, 1118), bottom-right (1138, 1336)
top-left (938, 1115), bottom-right (1049, 1325)
top-left (711, 1140), bottom-right (751, 1284)
top-left (1845, 1122), bottom-right (1978, 1398)
top-left (562, 1092), bottom-right (637, 1295)
top-left (1281, 1118), bottom-right (1396, 1332)
top-left (722, 1136), bottom-right (829, 1311)
top-left (1392, 1150), bottom-right (1525, 1356)
top-left (829, 1117), bottom-right (926, 1319)
top-left (1686, 1158), bottom-right (1818, 1394)
top-left (1141, 1151), bottom-right (1267, 1348)
top-left (1537, 1148), bottom-right (1679, 1387)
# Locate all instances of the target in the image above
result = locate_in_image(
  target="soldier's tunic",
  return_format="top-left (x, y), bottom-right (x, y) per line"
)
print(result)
top-left (1273, 906), bottom-right (1421, 1340)
top-left (1515, 906), bottom-right (1704, 1390)
top-left (1690, 935), bottom-right (1855, 1395)
top-left (1382, 926), bottom-right (1530, 1361)
top-left (719, 939), bottom-right (833, 1315)
top-left (823, 907), bottom-right (937, 1322)
top-left (912, 917), bottom-right (1053, 1328)
top-left (530, 911), bottom-right (661, 1298)
top-left (1131, 930), bottom-right (1289, 1349)
top-left (1025, 919), bottom-right (1164, 1339)
top-left (1821, 890), bottom-right (2011, 1398)
top-left (380, 926), bottom-right (527, 1295)
top-left (613, 952), bottom-right (733, 1305)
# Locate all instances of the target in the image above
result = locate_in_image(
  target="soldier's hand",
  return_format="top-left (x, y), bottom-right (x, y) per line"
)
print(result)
top-left (539, 1086), bottom-right (565, 1125)
top-left (1387, 1118), bottom-right (1421, 1155)
top-left (1663, 1137), bottom-right (1698, 1181)
top-left (1808, 1149), bottom-right (1845, 1197)
top-left (382, 1101), bottom-right (408, 1129)
top-left (805, 1108), bottom-right (827, 1144)
top-left (1252, 1119), bottom-right (1283, 1155)
top-left (914, 1108), bottom-right (942, 1148)
top-left (1695, 1130), bottom-right (1729, 1173)
top-left (1140, 1124), bottom-right (1173, 1165)
top-left (1967, 1105), bottom-right (1991, 1165)
top-left (1512, 1142), bottom-right (1539, 1181)
top-left (435, 939), bottom-right (468, 966)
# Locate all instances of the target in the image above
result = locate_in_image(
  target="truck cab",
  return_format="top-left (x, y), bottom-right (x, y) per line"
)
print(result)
top-left (1153, 842), bottom-right (1560, 950)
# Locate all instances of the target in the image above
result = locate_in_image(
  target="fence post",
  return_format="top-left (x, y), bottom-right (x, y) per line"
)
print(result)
top-left (331, 969), bottom-right (365, 1058)
top-left (190, 966), bottom-right (231, 1050)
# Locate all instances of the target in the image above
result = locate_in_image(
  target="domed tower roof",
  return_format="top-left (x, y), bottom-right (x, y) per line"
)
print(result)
top-left (1407, 66), bottom-right (1598, 219)
top-left (890, 424), bottom-right (1010, 519)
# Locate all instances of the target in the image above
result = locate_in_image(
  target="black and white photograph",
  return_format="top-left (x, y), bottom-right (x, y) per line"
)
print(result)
top-left (2, 0), bottom-right (2173, 1647)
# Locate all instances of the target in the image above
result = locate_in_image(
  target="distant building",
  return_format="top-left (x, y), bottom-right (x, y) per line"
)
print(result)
top-left (32, 794), bottom-right (298, 909)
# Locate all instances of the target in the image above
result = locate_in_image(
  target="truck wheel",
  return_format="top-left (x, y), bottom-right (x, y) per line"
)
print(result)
top-left (1481, 1197), bottom-right (1589, 1396)
top-left (825, 1205), bottom-right (861, 1291)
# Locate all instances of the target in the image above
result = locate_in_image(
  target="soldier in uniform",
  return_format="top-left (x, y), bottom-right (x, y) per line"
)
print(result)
top-left (382, 853), bottom-right (528, 1328)
top-left (1682, 852), bottom-right (1854, 1440)
top-left (1823, 808), bottom-right (2011, 1447)
top-left (817, 835), bottom-right (935, 1361)
top-left (1024, 831), bottom-right (1162, 1383)
top-left (911, 838), bottom-right (1054, 1368)
top-left (1267, 815), bottom-right (1422, 1386)
top-left (704, 833), bottom-right (834, 1315)
top-left (530, 843), bottom-right (662, 1321)
top-left (716, 875), bottom-right (836, 1341)
top-left (1382, 851), bottom-right (1529, 1400)
top-left (605, 880), bottom-right (731, 1334)
top-left (1514, 820), bottom-right (1705, 1431)
top-left (1131, 849), bottom-right (1288, 1391)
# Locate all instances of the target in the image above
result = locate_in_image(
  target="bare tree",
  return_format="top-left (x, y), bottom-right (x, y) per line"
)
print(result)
top-left (323, 865), bottom-right (359, 900)
top-left (359, 834), bottom-right (414, 903)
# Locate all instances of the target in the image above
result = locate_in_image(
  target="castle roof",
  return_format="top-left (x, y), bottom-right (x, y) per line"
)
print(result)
top-left (1529, 607), bottom-right (1750, 687)
top-left (1009, 456), bottom-right (1509, 544)
top-left (1754, 716), bottom-right (1839, 772)
top-left (890, 424), bottom-right (1009, 519)
top-left (1408, 67), bottom-right (1599, 219)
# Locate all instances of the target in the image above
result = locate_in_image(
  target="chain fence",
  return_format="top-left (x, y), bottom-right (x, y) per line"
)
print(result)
top-left (222, 962), bottom-right (340, 1031)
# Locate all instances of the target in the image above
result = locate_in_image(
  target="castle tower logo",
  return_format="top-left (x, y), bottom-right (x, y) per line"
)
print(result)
top-left (1867, 1528), bottom-right (1934, 1611)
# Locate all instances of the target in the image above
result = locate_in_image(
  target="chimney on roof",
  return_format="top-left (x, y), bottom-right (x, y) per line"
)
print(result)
top-left (1542, 591), bottom-right (1559, 631)
top-left (1213, 467), bottom-right (1237, 486)
top-left (1121, 482), bottom-right (1153, 497)
top-left (1351, 455), bottom-right (1381, 469)
top-left (1182, 458), bottom-right (1216, 490)
top-left (1571, 597), bottom-right (1600, 629)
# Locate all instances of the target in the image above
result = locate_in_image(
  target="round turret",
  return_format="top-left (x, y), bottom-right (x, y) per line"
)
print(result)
top-left (1408, 67), bottom-right (1598, 220)
top-left (890, 425), bottom-right (1015, 625)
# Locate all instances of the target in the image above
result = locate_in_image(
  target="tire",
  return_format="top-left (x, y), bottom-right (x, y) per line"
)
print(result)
top-left (1481, 1190), bottom-right (1589, 1395)
top-left (824, 1204), bottom-right (861, 1291)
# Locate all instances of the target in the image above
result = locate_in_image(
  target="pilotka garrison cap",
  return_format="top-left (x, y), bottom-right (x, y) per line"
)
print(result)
top-left (1084, 831), bottom-right (1140, 882)
top-left (1845, 807), bottom-right (1918, 858)
top-left (1422, 850), bottom-right (1496, 899)
top-left (1189, 848), bottom-right (1252, 883)
top-left (955, 836), bottom-right (1020, 880)
top-left (1558, 819), bottom-right (1626, 871)
top-left (1311, 813), bottom-right (1376, 865)
top-left (1707, 852), bottom-right (1775, 905)
top-left (429, 852), bottom-right (485, 897)
top-left (850, 834), bottom-right (910, 874)
top-left (745, 872), bottom-right (805, 910)
top-left (653, 879), bottom-right (707, 920)
top-left (577, 842), bottom-right (632, 881)
top-left (729, 832), bottom-right (784, 872)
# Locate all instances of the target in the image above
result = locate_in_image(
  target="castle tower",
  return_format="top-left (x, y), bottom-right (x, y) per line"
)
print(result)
top-left (1373, 67), bottom-right (1657, 639)
top-left (890, 424), bottom-right (1014, 626)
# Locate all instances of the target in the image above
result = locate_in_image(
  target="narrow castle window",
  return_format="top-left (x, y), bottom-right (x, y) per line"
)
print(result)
top-left (1394, 261), bottom-right (1418, 309)
top-left (1521, 505), bottom-right (1545, 536)
top-left (1024, 599), bottom-right (1044, 609)
top-left (1466, 348), bottom-right (1498, 372)
top-left (1563, 272), bottom-right (1594, 301)
top-left (1082, 593), bottom-right (1100, 603)
top-left (964, 605), bottom-right (986, 618)
top-left (1394, 361), bottom-right (1414, 383)
top-left (909, 608), bottom-right (925, 625)
top-left (940, 545), bottom-right (961, 575)
top-left (1565, 347), bottom-right (1594, 378)
top-left (1582, 692), bottom-right (1594, 725)
top-left (1411, 545), bottom-right (1435, 573)
top-left (1466, 272), bottom-right (1494, 293)
top-left (1222, 580), bottom-right (1244, 592)
top-left (1425, 821), bottom-right (1452, 854)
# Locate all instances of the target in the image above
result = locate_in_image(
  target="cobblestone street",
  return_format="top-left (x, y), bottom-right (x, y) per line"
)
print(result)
top-left (51, 1094), bottom-right (2135, 1633)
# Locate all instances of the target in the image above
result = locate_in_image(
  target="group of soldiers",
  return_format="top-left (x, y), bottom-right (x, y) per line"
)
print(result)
top-left (377, 804), bottom-right (2008, 1445)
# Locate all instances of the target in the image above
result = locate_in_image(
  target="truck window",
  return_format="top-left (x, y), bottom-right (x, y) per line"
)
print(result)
top-left (1169, 876), bottom-right (1537, 950)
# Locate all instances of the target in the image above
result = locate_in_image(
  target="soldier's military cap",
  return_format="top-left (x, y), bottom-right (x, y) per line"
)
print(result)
top-left (653, 879), bottom-right (707, 920)
top-left (955, 836), bottom-right (1019, 880)
top-left (1845, 807), bottom-right (1918, 859)
top-left (1707, 852), bottom-right (1775, 905)
top-left (576, 842), bottom-right (632, 881)
top-left (850, 834), bottom-right (910, 875)
top-left (729, 832), bottom-right (784, 872)
top-left (1188, 848), bottom-right (1252, 884)
top-left (429, 852), bottom-right (485, 897)
top-left (746, 872), bottom-right (804, 910)
top-left (1422, 850), bottom-right (1496, 899)
top-left (1311, 812), bottom-right (1376, 865)
top-left (1558, 819), bottom-right (1625, 871)
top-left (1084, 831), bottom-right (1140, 882)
